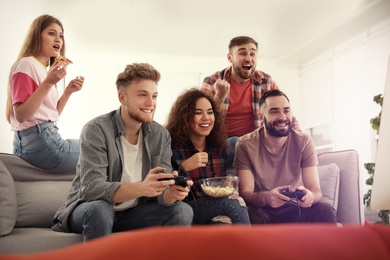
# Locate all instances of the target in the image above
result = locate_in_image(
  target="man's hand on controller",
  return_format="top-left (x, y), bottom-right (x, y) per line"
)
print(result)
top-left (166, 173), bottom-right (193, 201)
top-left (266, 186), bottom-right (291, 208)
top-left (296, 187), bottom-right (314, 208)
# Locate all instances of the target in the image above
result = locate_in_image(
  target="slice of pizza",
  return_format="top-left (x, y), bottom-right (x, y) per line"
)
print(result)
top-left (55, 56), bottom-right (73, 64)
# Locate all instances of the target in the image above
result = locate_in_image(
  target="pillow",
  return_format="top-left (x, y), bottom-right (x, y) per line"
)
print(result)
top-left (0, 160), bottom-right (17, 236)
top-left (15, 181), bottom-right (72, 228)
top-left (317, 163), bottom-right (340, 211)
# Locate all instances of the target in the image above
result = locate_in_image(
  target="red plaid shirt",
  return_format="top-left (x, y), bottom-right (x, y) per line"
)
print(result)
top-left (171, 142), bottom-right (227, 200)
top-left (201, 67), bottom-right (278, 128)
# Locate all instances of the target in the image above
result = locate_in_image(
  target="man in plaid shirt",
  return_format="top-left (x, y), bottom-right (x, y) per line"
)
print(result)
top-left (201, 36), bottom-right (278, 167)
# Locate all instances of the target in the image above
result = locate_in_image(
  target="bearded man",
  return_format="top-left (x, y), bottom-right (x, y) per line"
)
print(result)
top-left (200, 36), bottom-right (279, 168)
top-left (234, 89), bottom-right (337, 224)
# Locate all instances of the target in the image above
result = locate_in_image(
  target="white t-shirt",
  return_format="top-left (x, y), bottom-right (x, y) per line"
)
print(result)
top-left (114, 132), bottom-right (143, 211)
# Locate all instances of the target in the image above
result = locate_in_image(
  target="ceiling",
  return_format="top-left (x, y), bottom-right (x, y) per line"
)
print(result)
top-left (7, 0), bottom-right (390, 65)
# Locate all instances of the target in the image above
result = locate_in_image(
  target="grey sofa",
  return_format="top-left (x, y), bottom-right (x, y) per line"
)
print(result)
top-left (0, 153), bottom-right (82, 254)
top-left (317, 149), bottom-right (363, 225)
top-left (0, 149), bottom-right (363, 254)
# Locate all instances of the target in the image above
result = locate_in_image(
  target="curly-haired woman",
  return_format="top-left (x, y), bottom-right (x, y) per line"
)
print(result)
top-left (166, 88), bottom-right (250, 225)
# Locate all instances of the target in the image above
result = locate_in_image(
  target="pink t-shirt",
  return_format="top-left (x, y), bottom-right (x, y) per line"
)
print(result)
top-left (9, 56), bottom-right (59, 131)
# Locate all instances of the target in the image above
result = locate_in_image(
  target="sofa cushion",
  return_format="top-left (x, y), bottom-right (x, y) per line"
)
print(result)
top-left (318, 163), bottom-right (340, 211)
top-left (15, 181), bottom-right (72, 228)
top-left (0, 227), bottom-right (83, 254)
top-left (0, 160), bottom-right (17, 236)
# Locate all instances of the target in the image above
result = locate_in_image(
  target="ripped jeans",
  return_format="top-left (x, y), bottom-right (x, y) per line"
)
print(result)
top-left (187, 196), bottom-right (250, 225)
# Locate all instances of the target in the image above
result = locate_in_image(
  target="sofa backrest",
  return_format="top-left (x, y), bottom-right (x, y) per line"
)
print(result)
top-left (318, 149), bottom-right (363, 225)
top-left (0, 153), bottom-right (75, 182)
top-left (0, 153), bottom-right (76, 235)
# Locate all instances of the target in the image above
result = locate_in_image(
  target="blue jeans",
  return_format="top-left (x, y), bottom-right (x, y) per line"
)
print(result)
top-left (68, 200), bottom-right (194, 241)
top-left (187, 197), bottom-right (250, 225)
top-left (227, 136), bottom-right (239, 168)
top-left (13, 121), bottom-right (79, 172)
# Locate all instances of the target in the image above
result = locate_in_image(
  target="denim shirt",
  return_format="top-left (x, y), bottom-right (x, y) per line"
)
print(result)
top-left (52, 107), bottom-right (173, 232)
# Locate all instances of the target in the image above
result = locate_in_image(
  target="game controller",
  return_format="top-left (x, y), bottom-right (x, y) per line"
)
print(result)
top-left (281, 190), bottom-right (306, 201)
top-left (158, 175), bottom-right (188, 187)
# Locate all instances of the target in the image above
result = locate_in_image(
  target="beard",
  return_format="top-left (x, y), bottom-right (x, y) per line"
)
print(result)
top-left (264, 117), bottom-right (293, 137)
top-left (232, 63), bottom-right (254, 80)
top-left (131, 114), bottom-right (153, 123)
top-left (125, 107), bottom-right (154, 124)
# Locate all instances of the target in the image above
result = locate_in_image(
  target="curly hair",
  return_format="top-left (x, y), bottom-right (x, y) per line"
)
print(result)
top-left (166, 88), bottom-right (227, 151)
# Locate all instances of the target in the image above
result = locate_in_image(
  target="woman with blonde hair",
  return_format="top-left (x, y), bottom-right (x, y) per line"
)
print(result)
top-left (6, 14), bottom-right (84, 172)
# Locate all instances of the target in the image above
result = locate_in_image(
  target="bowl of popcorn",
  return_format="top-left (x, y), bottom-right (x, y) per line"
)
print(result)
top-left (199, 176), bottom-right (238, 198)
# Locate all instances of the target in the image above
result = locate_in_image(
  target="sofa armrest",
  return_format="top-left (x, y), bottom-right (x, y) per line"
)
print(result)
top-left (318, 149), bottom-right (363, 225)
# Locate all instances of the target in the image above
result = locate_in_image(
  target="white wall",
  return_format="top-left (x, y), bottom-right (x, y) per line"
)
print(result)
top-left (300, 23), bottom-right (390, 194)
top-left (0, 3), bottom-right (299, 153)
